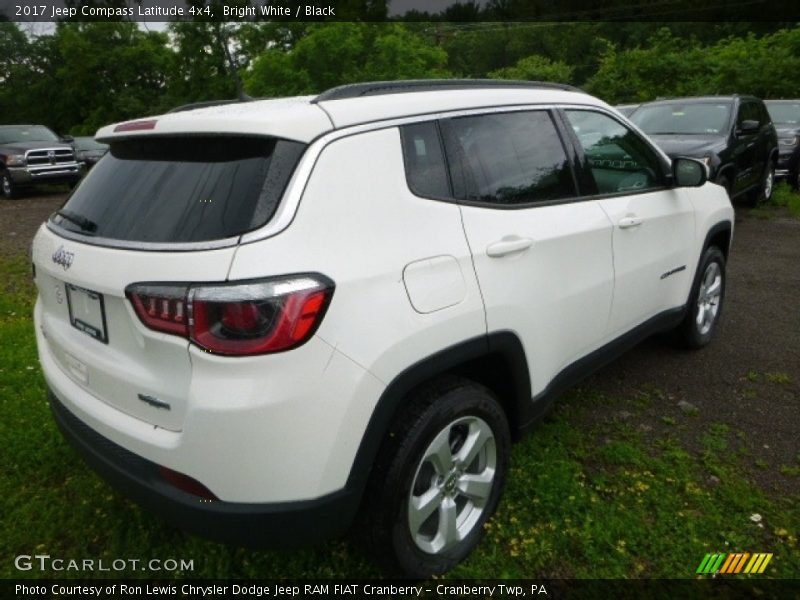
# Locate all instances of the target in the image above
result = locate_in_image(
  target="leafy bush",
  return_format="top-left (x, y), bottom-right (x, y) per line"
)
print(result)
top-left (245, 24), bottom-right (450, 97)
top-left (489, 54), bottom-right (573, 84)
top-left (586, 27), bottom-right (800, 104)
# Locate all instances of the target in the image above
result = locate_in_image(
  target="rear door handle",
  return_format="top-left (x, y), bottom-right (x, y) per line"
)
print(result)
top-left (486, 237), bottom-right (533, 258)
top-left (618, 216), bottom-right (643, 229)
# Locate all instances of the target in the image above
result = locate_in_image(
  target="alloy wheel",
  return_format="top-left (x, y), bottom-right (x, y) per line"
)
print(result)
top-left (408, 416), bottom-right (496, 554)
top-left (696, 261), bottom-right (722, 335)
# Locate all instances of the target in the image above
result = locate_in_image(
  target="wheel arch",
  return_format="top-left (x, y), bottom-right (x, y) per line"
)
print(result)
top-left (715, 163), bottom-right (736, 187)
top-left (345, 331), bottom-right (531, 496)
top-left (704, 220), bottom-right (733, 260)
top-left (769, 146), bottom-right (779, 167)
top-left (686, 220), bottom-right (732, 308)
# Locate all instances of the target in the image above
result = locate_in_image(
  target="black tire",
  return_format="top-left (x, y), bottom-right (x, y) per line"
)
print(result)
top-left (678, 246), bottom-right (726, 349)
top-left (361, 376), bottom-right (510, 577)
top-left (1, 170), bottom-right (19, 199)
top-left (746, 162), bottom-right (775, 207)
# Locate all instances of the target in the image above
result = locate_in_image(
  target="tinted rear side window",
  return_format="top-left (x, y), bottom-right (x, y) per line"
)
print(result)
top-left (441, 111), bottom-right (576, 206)
top-left (52, 136), bottom-right (305, 244)
top-left (400, 122), bottom-right (451, 198)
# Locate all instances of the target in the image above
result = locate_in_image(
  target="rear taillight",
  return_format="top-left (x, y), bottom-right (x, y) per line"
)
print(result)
top-left (126, 275), bottom-right (333, 356)
top-left (127, 285), bottom-right (189, 336)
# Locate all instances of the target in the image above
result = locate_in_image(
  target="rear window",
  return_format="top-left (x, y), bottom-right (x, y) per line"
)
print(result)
top-left (51, 136), bottom-right (305, 244)
top-left (441, 110), bottom-right (576, 205)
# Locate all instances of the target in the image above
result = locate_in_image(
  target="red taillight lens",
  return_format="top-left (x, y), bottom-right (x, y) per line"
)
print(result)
top-left (126, 285), bottom-right (189, 336)
top-left (126, 275), bottom-right (333, 356)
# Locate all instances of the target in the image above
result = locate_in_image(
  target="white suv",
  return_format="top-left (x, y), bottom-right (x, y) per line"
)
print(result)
top-left (32, 80), bottom-right (733, 576)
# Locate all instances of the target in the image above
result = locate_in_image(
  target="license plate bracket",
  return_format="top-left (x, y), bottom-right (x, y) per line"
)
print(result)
top-left (66, 283), bottom-right (108, 344)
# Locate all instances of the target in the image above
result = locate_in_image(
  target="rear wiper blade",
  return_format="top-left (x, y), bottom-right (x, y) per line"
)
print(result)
top-left (55, 209), bottom-right (97, 233)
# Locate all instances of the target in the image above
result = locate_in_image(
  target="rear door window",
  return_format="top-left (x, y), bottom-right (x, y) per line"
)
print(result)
top-left (51, 136), bottom-right (305, 244)
top-left (440, 110), bottom-right (576, 206)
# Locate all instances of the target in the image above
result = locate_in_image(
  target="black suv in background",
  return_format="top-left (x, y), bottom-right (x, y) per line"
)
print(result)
top-left (0, 124), bottom-right (82, 199)
top-left (630, 96), bottom-right (778, 205)
top-left (765, 100), bottom-right (800, 190)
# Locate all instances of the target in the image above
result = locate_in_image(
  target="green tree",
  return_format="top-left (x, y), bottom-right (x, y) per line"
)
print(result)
top-left (584, 26), bottom-right (800, 104)
top-left (167, 21), bottom-right (239, 105)
top-left (245, 23), bottom-right (449, 97)
top-left (489, 54), bottom-right (574, 83)
top-left (50, 23), bottom-right (174, 133)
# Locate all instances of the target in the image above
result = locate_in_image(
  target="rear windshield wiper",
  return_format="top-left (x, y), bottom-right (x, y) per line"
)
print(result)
top-left (54, 209), bottom-right (97, 233)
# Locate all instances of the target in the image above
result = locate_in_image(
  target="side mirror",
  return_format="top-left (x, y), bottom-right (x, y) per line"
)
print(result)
top-left (736, 120), bottom-right (759, 135)
top-left (673, 157), bottom-right (707, 187)
top-left (61, 135), bottom-right (74, 143)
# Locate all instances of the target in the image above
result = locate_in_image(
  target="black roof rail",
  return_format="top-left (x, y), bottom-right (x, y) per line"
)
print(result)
top-left (311, 79), bottom-right (582, 103)
top-left (167, 98), bottom-right (255, 114)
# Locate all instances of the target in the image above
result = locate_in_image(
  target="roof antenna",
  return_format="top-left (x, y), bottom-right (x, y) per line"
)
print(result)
top-left (218, 25), bottom-right (251, 102)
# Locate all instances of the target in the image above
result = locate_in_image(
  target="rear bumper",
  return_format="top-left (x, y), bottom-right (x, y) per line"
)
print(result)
top-left (776, 152), bottom-right (800, 179)
top-left (49, 389), bottom-right (360, 547)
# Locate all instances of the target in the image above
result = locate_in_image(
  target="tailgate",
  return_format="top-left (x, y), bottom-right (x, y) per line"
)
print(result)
top-left (32, 225), bottom-right (236, 431)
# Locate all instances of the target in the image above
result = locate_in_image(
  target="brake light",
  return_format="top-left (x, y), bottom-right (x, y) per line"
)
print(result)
top-left (114, 119), bottom-right (157, 132)
top-left (126, 275), bottom-right (333, 356)
top-left (127, 285), bottom-right (188, 336)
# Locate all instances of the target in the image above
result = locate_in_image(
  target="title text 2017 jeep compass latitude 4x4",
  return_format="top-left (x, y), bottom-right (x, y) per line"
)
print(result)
top-left (32, 80), bottom-right (733, 576)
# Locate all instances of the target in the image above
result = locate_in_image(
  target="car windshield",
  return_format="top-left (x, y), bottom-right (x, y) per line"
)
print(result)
top-left (51, 135), bottom-right (306, 244)
top-left (74, 137), bottom-right (109, 151)
top-left (765, 102), bottom-right (800, 125)
top-left (0, 125), bottom-right (60, 144)
top-left (631, 103), bottom-right (732, 135)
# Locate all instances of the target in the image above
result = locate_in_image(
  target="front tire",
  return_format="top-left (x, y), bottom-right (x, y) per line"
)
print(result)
top-left (1, 170), bottom-right (19, 199)
top-left (746, 162), bottom-right (775, 206)
top-left (363, 377), bottom-right (510, 577)
top-left (678, 246), bottom-right (726, 349)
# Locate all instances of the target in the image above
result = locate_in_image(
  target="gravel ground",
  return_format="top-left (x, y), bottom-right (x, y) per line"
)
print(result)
top-left (2, 191), bottom-right (798, 498)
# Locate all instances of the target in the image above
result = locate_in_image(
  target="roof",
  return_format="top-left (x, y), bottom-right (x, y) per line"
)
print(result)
top-left (643, 95), bottom-right (752, 105)
top-left (96, 81), bottom-right (596, 144)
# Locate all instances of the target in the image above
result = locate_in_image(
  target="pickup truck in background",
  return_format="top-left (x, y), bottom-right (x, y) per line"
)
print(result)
top-left (0, 124), bottom-right (83, 199)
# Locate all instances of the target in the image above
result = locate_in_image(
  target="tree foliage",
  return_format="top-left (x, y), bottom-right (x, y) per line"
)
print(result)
top-left (244, 23), bottom-right (449, 96)
top-left (489, 54), bottom-right (573, 84)
top-left (586, 27), bottom-right (800, 103)
top-left (1, 21), bottom-right (798, 135)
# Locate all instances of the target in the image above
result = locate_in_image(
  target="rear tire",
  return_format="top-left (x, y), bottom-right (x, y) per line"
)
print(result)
top-left (677, 246), bottom-right (726, 349)
top-left (362, 376), bottom-right (510, 577)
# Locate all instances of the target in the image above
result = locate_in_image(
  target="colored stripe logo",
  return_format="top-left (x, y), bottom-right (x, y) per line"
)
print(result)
top-left (696, 552), bottom-right (773, 574)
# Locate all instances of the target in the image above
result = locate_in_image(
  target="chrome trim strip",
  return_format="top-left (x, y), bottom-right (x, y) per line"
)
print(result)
top-left (45, 222), bottom-right (240, 252)
top-left (30, 168), bottom-right (80, 177)
top-left (24, 147), bottom-right (74, 157)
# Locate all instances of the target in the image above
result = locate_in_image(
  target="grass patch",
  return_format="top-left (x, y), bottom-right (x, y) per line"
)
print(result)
top-left (765, 372), bottom-right (793, 385)
top-left (762, 181), bottom-right (800, 218)
top-left (780, 465), bottom-right (800, 478)
top-left (1, 254), bottom-right (798, 579)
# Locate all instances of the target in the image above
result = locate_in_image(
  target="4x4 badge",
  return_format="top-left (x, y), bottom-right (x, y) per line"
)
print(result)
top-left (52, 246), bottom-right (74, 270)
